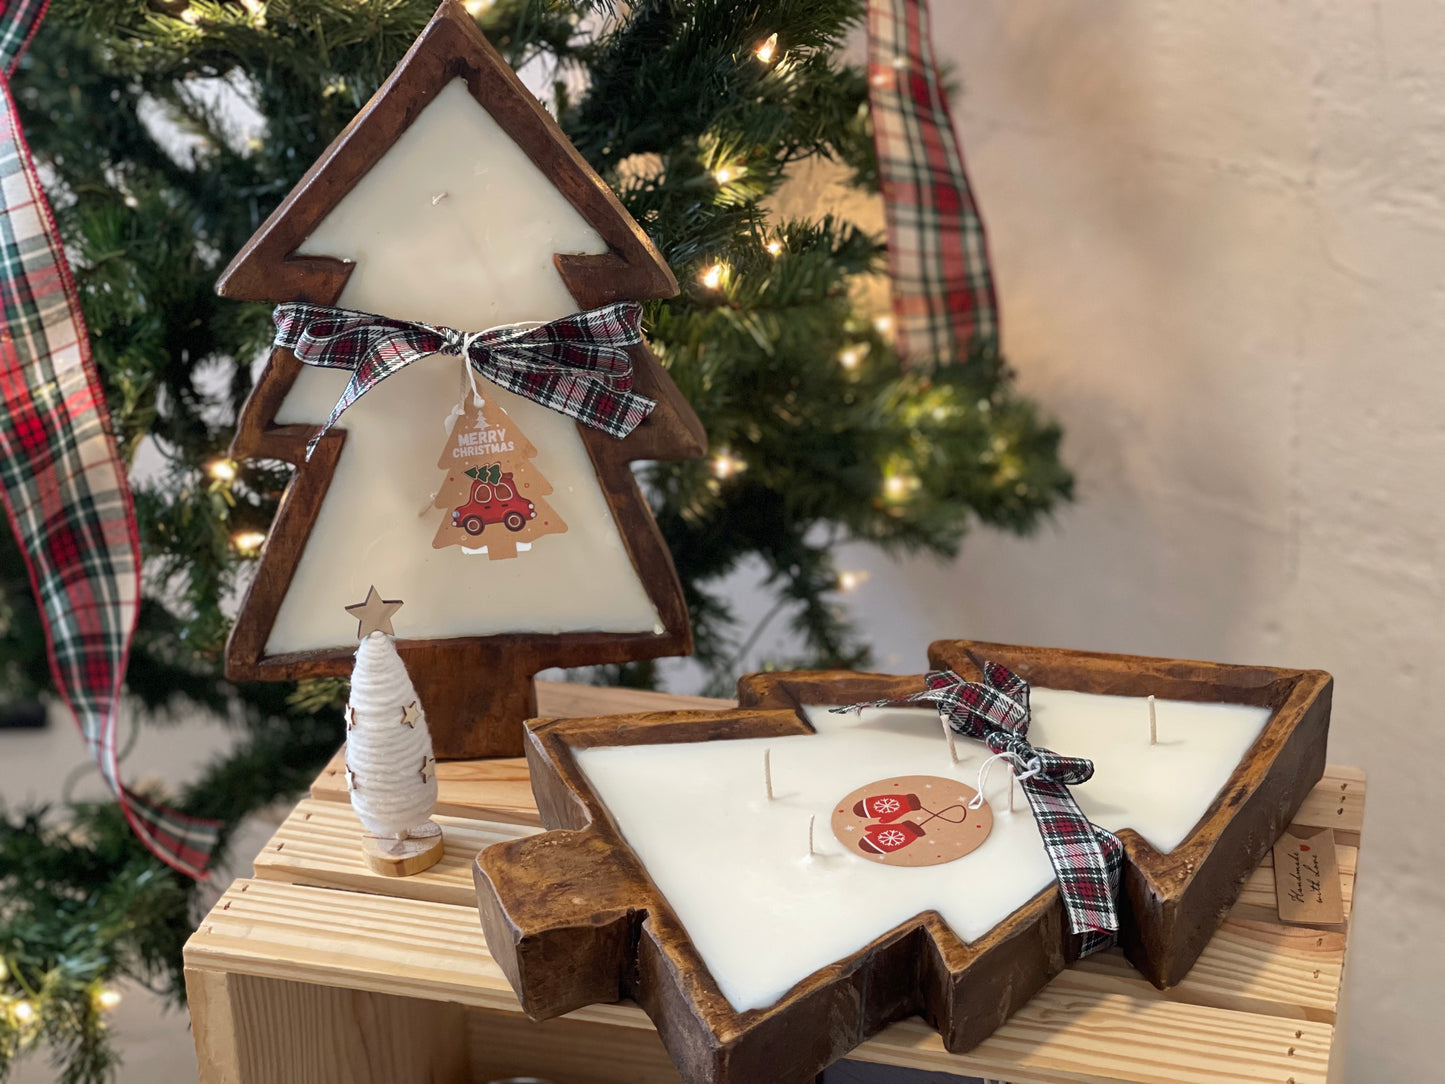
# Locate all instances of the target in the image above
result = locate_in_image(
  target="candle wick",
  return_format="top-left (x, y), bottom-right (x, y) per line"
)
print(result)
top-left (1148, 694), bottom-right (1158, 746)
top-left (807, 813), bottom-right (816, 857)
top-left (940, 712), bottom-right (958, 764)
top-left (764, 748), bottom-right (774, 800)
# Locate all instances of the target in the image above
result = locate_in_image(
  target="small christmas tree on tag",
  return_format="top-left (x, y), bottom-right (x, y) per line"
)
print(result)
top-left (344, 587), bottom-right (444, 877)
top-left (432, 395), bottom-right (566, 559)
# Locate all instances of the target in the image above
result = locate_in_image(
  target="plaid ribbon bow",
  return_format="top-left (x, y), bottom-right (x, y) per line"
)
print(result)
top-left (272, 300), bottom-right (656, 457)
top-left (0, 0), bottom-right (218, 877)
top-left (833, 662), bottom-right (1123, 952)
top-left (867, 0), bottom-right (999, 366)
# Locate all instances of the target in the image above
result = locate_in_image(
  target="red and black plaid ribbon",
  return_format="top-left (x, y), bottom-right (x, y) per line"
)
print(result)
top-left (0, 0), bottom-right (218, 878)
top-left (833, 662), bottom-right (1122, 952)
top-left (272, 300), bottom-right (655, 457)
top-left (867, 0), bottom-right (999, 366)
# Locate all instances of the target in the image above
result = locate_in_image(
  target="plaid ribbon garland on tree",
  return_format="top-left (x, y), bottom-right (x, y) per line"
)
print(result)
top-left (0, 0), bottom-right (218, 878)
top-left (272, 300), bottom-right (656, 457)
top-left (867, 0), bottom-right (999, 366)
top-left (833, 661), bottom-right (1123, 952)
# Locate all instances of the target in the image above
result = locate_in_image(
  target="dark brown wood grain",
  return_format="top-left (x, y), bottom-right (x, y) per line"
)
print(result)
top-left (216, 0), bottom-right (705, 758)
top-left (473, 640), bottom-right (1331, 1084)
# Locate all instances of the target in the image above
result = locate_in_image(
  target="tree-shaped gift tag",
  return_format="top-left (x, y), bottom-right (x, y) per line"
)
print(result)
top-left (344, 589), bottom-right (443, 877)
top-left (216, 1), bottom-right (705, 759)
top-left (431, 395), bottom-right (566, 559)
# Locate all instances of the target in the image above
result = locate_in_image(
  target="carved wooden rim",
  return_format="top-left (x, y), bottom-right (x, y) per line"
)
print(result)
top-left (474, 640), bottom-right (1332, 1083)
top-left (217, 2), bottom-right (706, 707)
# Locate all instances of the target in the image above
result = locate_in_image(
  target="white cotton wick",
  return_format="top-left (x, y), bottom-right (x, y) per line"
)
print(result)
top-left (345, 631), bottom-right (437, 838)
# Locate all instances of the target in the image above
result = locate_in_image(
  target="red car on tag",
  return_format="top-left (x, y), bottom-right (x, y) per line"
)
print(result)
top-left (451, 472), bottom-right (536, 535)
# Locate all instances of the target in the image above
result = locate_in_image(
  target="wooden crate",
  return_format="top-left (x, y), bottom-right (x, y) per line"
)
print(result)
top-left (184, 682), bottom-right (1364, 1084)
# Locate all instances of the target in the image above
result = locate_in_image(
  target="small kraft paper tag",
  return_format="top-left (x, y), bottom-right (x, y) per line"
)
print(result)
top-left (1273, 826), bottom-right (1344, 927)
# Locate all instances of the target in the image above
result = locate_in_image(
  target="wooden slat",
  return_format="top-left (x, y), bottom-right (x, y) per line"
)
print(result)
top-left (253, 799), bottom-right (537, 906)
top-left (253, 798), bottom-right (1350, 1025)
top-left (185, 879), bottom-right (1335, 1084)
top-left (309, 682), bottom-right (734, 821)
top-left (1292, 766), bottom-right (1365, 846)
top-left (1074, 919), bottom-right (1344, 1023)
top-left (855, 984), bottom-right (1333, 1084)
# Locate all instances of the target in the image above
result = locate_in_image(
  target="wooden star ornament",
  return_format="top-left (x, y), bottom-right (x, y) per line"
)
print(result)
top-left (345, 586), bottom-right (403, 639)
top-left (400, 701), bottom-right (421, 728)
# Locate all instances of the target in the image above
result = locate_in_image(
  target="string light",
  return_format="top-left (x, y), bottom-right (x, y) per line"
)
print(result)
top-left (207, 458), bottom-right (237, 483)
top-left (754, 33), bottom-right (779, 65)
top-left (873, 313), bottom-right (894, 336)
top-left (12, 1000), bottom-right (35, 1023)
top-left (837, 570), bottom-right (870, 593)
top-left (765, 239), bottom-right (783, 257)
top-left (883, 472), bottom-right (917, 502)
top-left (232, 530), bottom-right (267, 556)
top-left (179, 7), bottom-right (200, 25)
top-left (464, 0), bottom-right (494, 13)
top-left (699, 263), bottom-right (725, 290)
top-left (713, 165), bottom-right (742, 185)
top-left (96, 988), bottom-right (123, 1011)
top-left (838, 346), bottom-right (865, 371)
top-left (711, 451), bottom-right (746, 480)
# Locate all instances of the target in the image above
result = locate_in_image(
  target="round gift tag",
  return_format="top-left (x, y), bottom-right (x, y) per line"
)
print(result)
top-left (831, 775), bottom-right (993, 867)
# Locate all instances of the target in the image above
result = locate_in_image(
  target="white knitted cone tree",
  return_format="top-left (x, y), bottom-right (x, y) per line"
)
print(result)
top-left (345, 629), bottom-right (440, 844)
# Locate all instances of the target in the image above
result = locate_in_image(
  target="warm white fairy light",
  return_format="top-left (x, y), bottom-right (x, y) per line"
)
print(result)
top-left (837, 570), bottom-right (870, 593)
top-left (883, 472), bottom-right (916, 501)
top-left (838, 346), bottom-right (865, 371)
top-left (232, 530), bottom-right (267, 556)
top-left (765, 239), bottom-right (783, 257)
top-left (179, 7), bottom-right (200, 25)
top-left (873, 313), bottom-right (894, 336)
top-left (464, 0), bottom-right (494, 13)
top-left (207, 458), bottom-right (237, 483)
top-left (711, 451), bottom-right (746, 480)
top-left (12, 1000), bottom-right (35, 1023)
top-left (754, 33), bottom-right (779, 65)
top-left (95, 988), bottom-right (122, 1011)
top-left (699, 263), bottom-right (725, 290)
top-left (713, 165), bottom-right (741, 185)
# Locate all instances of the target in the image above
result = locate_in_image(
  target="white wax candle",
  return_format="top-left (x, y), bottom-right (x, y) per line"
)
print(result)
top-left (576, 689), bottom-right (1270, 1014)
top-left (263, 79), bottom-right (662, 654)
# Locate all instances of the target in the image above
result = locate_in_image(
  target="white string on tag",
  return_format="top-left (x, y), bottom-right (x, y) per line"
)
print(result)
top-left (968, 751), bottom-right (1043, 811)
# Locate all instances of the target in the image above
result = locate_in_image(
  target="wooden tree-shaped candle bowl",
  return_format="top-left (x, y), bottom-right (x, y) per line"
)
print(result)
top-left (473, 641), bottom-right (1332, 1084)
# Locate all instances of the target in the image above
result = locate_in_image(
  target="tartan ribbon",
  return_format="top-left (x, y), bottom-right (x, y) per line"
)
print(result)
top-left (867, 0), bottom-right (999, 366)
top-left (272, 300), bottom-right (656, 457)
top-left (0, 0), bottom-right (218, 878)
top-left (832, 662), bottom-right (1123, 951)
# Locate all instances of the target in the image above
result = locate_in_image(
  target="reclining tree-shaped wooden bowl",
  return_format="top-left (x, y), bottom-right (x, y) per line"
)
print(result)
top-left (473, 640), bottom-right (1332, 1084)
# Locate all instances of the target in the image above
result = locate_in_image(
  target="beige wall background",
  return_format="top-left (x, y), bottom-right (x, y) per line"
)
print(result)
top-left (828, 3), bottom-right (1444, 1080)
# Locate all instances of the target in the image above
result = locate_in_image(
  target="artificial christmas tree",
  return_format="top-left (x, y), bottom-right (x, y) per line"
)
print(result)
top-left (0, 1), bottom-right (1076, 1078)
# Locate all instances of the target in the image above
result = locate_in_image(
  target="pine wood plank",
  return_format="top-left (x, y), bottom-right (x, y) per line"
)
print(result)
top-left (851, 985), bottom-right (1334, 1084)
top-left (253, 799), bottom-right (537, 906)
top-left (255, 799), bottom-right (1352, 1028)
top-left (185, 878), bottom-right (1337, 1084)
top-left (308, 681), bottom-right (733, 821)
top-left (1292, 766), bottom-right (1365, 846)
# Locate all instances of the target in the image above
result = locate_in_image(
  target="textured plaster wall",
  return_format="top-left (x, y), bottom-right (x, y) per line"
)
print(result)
top-left (833, 4), bottom-right (1445, 1079)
